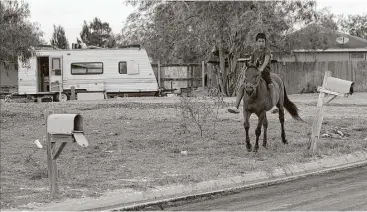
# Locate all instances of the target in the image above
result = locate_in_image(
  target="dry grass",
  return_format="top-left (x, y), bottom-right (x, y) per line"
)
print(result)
top-left (0, 93), bottom-right (366, 210)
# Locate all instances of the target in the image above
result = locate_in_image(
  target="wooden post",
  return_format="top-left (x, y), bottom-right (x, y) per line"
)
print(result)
top-left (158, 61), bottom-right (161, 88)
top-left (70, 86), bottom-right (76, 100)
top-left (190, 66), bottom-right (197, 87)
top-left (45, 110), bottom-right (58, 197)
top-left (53, 142), bottom-right (67, 160)
top-left (201, 61), bottom-right (205, 88)
top-left (310, 71), bottom-right (332, 154)
top-left (58, 81), bottom-right (62, 101)
top-left (325, 95), bottom-right (337, 105)
top-left (187, 66), bottom-right (191, 89)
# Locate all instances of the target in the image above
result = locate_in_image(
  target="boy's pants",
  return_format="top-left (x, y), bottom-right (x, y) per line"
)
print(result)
top-left (261, 67), bottom-right (272, 87)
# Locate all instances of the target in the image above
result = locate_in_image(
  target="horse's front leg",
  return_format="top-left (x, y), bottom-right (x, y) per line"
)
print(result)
top-left (262, 112), bottom-right (268, 149)
top-left (254, 111), bottom-right (265, 152)
top-left (243, 110), bottom-right (252, 152)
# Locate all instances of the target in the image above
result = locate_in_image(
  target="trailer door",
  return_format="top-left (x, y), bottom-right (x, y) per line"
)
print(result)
top-left (49, 57), bottom-right (63, 92)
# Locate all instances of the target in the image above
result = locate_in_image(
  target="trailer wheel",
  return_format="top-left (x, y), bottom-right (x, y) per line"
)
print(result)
top-left (26, 95), bottom-right (36, 102)
top-left (55, 93), bottom-right (68, 102)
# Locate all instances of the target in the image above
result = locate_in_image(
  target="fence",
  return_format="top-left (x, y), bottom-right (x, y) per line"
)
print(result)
top-left (271, 60), bottom-right (367, 94)
top-left (151, 62), bottom-right (205, 94)
top-left (153, 60), bottom-right (367, 95)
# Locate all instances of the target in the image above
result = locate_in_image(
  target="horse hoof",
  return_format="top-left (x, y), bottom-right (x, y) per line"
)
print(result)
top-left (283, 140), bottom-right (288, 145)
top-left (262, 145), bottom-right (268, 149)
top-left (253, 148), bottom-right (258, 153)
top-left (246, 145), bottom-right (252, 152)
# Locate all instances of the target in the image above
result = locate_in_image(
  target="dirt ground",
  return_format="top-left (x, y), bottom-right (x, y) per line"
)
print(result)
top-left (1, 92), bottom-right (366, 210)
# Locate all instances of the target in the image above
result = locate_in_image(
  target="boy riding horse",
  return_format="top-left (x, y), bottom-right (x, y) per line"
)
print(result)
top-left (228, 32), bottom-right (278, 114)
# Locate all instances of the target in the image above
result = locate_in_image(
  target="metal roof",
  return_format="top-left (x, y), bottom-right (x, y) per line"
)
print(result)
top-left (291, 48), bottom-right (367, 53)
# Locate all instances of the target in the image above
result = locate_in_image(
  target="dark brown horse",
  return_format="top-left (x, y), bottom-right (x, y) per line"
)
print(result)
top-left (242, 65), bottom-right (303, 152)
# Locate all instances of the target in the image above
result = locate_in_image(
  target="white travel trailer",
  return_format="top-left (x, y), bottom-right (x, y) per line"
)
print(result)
top-left (17, 46), bottom-right (159, 101)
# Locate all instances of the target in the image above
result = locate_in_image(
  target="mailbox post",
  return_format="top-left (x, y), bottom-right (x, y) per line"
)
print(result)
top-left (44, 110), bottom-right (89, 197)
top-left (309, 71), bottom-right (354, 154)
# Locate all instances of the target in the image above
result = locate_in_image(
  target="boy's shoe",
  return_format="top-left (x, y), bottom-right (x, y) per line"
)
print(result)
top-left (270, 106), bottom-right (279, 114)
top-left (228, 107), bottom-right (240, 114)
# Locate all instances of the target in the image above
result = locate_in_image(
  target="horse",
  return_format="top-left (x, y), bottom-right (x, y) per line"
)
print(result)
top-left (241, 64), bottom-right (304, 153)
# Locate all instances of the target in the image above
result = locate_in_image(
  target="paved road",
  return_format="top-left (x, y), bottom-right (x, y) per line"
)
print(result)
top-left (162, 166), bottom-right (367, 211)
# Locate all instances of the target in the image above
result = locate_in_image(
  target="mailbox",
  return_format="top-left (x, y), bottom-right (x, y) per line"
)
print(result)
top-left (47, 114), bottom-right (88, 147)
top-left (43, 111), bottom-right (89, 197)
top-left (324, 77), bottom-right (354, 95)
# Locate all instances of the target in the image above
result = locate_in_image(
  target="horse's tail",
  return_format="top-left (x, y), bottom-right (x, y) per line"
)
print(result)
top-left (283, 85), bottom-right (305, 122)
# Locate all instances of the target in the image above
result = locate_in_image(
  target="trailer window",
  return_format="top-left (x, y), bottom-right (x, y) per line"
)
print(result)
top-left (71, 62), bottom-right (103, 74)
top-left (119, 62), bottom-right (127, 74)
top-left (52, 58), bottom-right (62, 75)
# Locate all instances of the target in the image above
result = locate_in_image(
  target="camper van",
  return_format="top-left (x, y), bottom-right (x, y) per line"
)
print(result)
top-left (17, 46), bottom-right (159, 101)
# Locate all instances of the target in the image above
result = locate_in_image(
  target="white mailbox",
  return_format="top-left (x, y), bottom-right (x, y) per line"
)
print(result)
top-left (47, 114), bottom-right (88, 147)
top-left (324, 77), bottom-right (354, 96)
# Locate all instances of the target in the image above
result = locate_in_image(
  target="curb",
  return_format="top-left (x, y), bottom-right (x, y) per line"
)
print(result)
top-left (35, 150), bottom-right (367, 211)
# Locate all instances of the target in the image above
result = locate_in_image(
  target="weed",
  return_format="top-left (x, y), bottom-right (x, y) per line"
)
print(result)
top-left (175, 88), bottom-right (225, 137)
top-left (23, 148), bottom-right (48, 180)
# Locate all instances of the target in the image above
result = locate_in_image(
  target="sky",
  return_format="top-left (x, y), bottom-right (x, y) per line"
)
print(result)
top-left (316, 0), bottom-right (367, 15)
top-left (25, 0), bottom-right (367, 45)
top-left (26, 0), bottom-right (135, 44)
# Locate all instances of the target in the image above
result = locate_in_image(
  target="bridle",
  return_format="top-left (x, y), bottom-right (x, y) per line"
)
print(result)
top-left (244, 65), bottom-right (261, 92)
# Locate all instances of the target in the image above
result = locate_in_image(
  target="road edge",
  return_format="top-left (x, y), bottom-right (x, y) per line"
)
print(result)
top-left (30, 150), bottom-right (367, 211)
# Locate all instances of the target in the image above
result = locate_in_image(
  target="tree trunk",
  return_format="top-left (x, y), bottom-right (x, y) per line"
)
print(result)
top-left (218, 44), bottom-right (227, 96)
top-left (229, 50), bottom-right (239, 97)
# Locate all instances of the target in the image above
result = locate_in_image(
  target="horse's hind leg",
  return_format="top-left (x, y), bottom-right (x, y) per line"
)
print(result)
top-left (279, 107), bottom-right (288, 144)
top-left (254, 112), bottom-right (265, 152)
top-left (262, 113), bottom-right (268, 149)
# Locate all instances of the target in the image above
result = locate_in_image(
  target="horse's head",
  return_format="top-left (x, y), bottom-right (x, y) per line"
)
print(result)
top-left (244, 64), bottom-right (261, 98)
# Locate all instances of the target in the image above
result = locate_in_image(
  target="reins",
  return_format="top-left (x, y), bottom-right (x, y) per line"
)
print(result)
top-left (244, 66), bottom-right (261, 90)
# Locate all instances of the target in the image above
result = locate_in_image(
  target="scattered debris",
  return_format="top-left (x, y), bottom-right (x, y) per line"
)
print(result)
top-left (190, 87), bottom-right (209, 97)
top-left (180, 150), bottom-right (188, 156)
top-left (34, 139), bottom-right (43, 149)
top-left (336, 130), bottom-right (344, 136)
top-left (321, 133), bottom-right (330, 138)
top-left (108, 132), bottom-right (119, 136)
top-left (321, 128), bottom-right (350, 139)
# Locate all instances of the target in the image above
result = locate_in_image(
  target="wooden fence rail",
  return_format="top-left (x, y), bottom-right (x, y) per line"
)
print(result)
top-left (151, 60), bottom-right (367, 95)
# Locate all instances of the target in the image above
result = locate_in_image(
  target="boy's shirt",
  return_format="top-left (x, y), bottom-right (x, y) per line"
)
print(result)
top-left (250, 47), bottom-right (271, 70)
